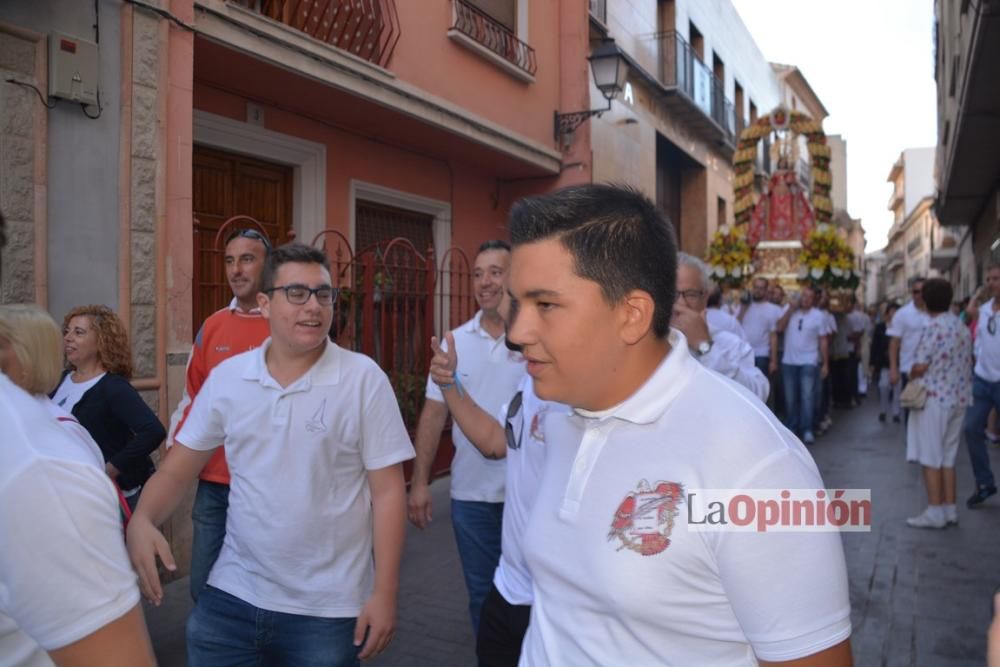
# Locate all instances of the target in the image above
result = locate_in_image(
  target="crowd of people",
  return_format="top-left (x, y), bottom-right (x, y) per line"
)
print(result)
top-left (2, 186), bottom-right (998, 666)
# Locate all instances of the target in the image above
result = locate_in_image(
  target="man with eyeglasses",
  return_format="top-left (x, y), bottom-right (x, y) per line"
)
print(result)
top-left (672, 253), bottom-right (769, 401)
top-left (776, 287), bottom-right (830, 444)
top-left (167, 227), bottom-right (273, 603)
top-left (129, 243), bottom-right (414, 664)
top-left (887, 276), bottom-right (930, 423)
top-left (407, 240), bottom-right (525, 638)
top-left (961, 265), bottom-right (1000, 506)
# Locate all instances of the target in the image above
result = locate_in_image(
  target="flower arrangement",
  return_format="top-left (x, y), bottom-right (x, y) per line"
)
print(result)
top-left (705, 225), bottom-right (754, 288)
top-left (733, 107), bottom-right (833, 228)
top-left (797, 224), bottom-right (860, 289)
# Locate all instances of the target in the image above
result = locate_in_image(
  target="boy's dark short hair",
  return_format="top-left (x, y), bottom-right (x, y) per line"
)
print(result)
top-left (921, 278), bottom-right (953, 314)
top-left (261, 242), bottom-right (331, 292)
top-left (508, 184), bottom-right (677, 339)
top-left (477, 239), bottom-right (511, 255)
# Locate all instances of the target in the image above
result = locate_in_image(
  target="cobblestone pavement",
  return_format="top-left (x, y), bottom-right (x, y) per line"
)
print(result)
top-left (147, 393), bottom-right (999, 665)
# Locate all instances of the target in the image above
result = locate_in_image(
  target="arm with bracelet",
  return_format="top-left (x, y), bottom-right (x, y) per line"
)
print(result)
top-left (429, 332), bottom-right (507, 459)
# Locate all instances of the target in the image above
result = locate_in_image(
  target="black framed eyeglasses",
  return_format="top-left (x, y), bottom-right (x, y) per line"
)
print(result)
top-left (225, 228), bottom-right (273, 251)
top-left (989, 314), bottom-right (997, 336)
top-left (264, 284), bottom-right (338, 306)
top-left (504, 391), bottom-right (524, 451)
top-left (798, 317), bottom-right (804, 331)
top-left (676, 289), bottom-right (704, 304)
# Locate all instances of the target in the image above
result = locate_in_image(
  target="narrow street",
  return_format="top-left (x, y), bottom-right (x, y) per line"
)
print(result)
top-left (147, 392), bottom-right (998, 666)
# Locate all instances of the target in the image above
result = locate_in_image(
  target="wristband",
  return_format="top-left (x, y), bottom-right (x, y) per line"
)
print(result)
top-left (437, 374), bottom-right (465, 398)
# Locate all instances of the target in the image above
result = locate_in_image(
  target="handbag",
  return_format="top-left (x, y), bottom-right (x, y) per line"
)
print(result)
top-left (899, 380), bottom-right (927, 410)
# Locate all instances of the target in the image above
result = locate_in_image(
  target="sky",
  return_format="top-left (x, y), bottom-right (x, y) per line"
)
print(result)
top-left (731, 0), bottom-right (938, 252)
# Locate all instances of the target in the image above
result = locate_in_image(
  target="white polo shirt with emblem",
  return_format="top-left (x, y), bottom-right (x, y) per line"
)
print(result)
top-left (426, 311), bottom-right (525, 503)
top-left (519, 330), bottom-right (851, 666)
top-left (493, 375), bottom-right (569, 606)
top-left (176, 338), bottom-right (414, 618)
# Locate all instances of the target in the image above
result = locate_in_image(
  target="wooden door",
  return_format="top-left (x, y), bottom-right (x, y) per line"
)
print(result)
top-left (191, 146), bottom-right (293, 329)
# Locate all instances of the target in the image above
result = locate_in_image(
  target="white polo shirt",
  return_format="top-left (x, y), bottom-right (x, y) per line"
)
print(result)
top-left (706, 307), bottom-right (747, 341)
top-left (974, 298), bottom-right (1000, 382)
top-left (740, 301), bottom-right (784, 358)
top-left (176, 339), bottom-right (414, 618)
top-left (886, 301), bottom-right (930, 375)
top-left (492, 376), bottom-right (569, 606)
top-left (519, 331), bottom-right (851, 666)
top-left (0, 373), bottom-right (139, 666)
top-left (698, 331), bottom-right (769, 402)
top-left (426, 311), bottom-right (525, 503)
top-left (782, 308), bottom-right (828, 366)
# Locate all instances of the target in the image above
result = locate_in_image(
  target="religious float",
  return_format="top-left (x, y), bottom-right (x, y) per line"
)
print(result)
top-left (706, 106), bottom-right (860, 311)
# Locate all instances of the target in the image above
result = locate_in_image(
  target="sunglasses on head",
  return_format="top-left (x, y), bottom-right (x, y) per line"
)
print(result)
top-left (225, 228), bottom-right (273, 251)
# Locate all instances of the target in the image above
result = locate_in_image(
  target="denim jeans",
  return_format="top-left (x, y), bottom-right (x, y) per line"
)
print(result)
top-left (190, 480), bottom-right (229, 602)
top-left (186, 586), bottom-right (359, 667)
top-left (782, 363), bottom-right (818, 436)
top-left (451, 499), bottom-right (504, 637)
top-left (963, 376), bottom-right (1000, 489)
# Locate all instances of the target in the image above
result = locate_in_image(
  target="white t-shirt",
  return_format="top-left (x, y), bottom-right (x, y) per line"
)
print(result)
top-left (0, 373), bottom-right (139, 666)
top-left (492, 376), bottom-right (568, 606)
top-left (425, 312), bottom-right (525, 502)
top-left (740, 301), bottom-right (784, 358)
top-left (782, 308), bottom-right (828, 366)
top-left (519, 331), bottom-right (851, 666)
top-left (886, 301), bottom-right (930, 375)
top-left (176, 339), bottom-right (415, 618)
top-left (974, 298), bottom-right (1000, 382)
top-left (50, 373), bottom-right (105, 413)
top-left (706, 307), bottom-right (747, 341)
top-left (699, 330), bottom-right (769, 402)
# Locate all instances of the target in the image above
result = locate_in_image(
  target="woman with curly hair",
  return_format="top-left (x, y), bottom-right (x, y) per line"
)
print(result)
top-left (52, 304), bottom-right (166, 511)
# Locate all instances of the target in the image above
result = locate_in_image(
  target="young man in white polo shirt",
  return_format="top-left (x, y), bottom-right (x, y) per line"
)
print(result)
top-left (407, 240), bottom-right (525, 636)
top-left (426, 290), bottom-right (568, 667)
top-left (777, 287), bottom-right (830, 444)
top-left (506, 184), bottom-right (851, 666)
top-left (127, 243), bottom-right (414, 665)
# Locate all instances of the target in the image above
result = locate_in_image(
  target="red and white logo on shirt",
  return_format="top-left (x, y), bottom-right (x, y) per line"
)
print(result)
top-left (608, 479), bottom-right (685, 556)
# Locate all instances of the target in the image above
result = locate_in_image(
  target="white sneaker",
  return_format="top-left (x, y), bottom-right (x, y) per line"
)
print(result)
top-left (906, 509), bottom-right (946, 529)
top-left (945, 507), bottom-right (959, 526)
top-left (803, 431), bottom-right (816, 445)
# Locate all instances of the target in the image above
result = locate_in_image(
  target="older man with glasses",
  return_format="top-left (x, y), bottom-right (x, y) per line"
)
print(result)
top-left (888, 276), bottom-right (930, 424)
top-left (672, 254), bottom-right (768, 401)
top-left (962, 265), bottom-right (1000, 507)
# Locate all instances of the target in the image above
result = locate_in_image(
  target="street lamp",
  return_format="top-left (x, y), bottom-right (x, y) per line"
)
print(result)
top-left (554, 38), bottom-right (628, 146)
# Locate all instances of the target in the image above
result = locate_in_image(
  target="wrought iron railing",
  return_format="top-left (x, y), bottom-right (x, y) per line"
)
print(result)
top-left (656, 30), bottom-right (736, 145)
top-left (230, 0), bottom-right (400, 68)
top-left (452, 0), bottom-right (537, 76)
top-left (589, 0), bottom-right (607, 24)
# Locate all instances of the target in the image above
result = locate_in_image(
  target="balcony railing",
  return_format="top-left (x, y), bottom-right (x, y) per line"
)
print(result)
top-left (230, 0), bottom-right (400, 68)
top-left (656, 31), bottom-right (736, 146)
top-left (588, 0), bottom-right (607, 24)
top-left (451, 0), bottom-right (537, 77)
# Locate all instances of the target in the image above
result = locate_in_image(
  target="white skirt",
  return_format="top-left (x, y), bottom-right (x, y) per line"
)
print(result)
top-left (906, 396), bottom-right (964, 468)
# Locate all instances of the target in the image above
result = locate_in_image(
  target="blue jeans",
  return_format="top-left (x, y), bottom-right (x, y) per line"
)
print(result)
top-left (451, 499), bottom-right (503, 637)
top-left (187, 586), bottom-right (359, 666)
top-left (782, 363), bottom-right (818, 436)
top-left (964, 376), bottom-right (1000, 489)
top-left (190, 480), bottom-right (229, 602)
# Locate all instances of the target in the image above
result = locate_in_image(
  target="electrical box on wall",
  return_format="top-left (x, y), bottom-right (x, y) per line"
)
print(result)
top-left (48, 32), bottom-right (99, 106)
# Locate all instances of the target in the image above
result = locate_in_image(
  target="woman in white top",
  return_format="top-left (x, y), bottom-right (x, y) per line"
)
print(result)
top-left (905, 279), bottom-right (973, 529)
